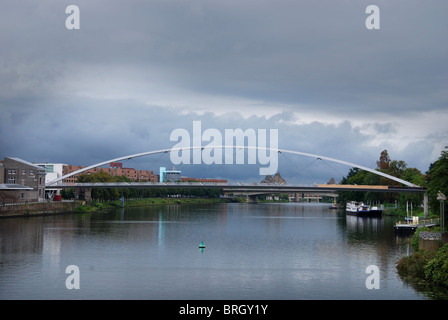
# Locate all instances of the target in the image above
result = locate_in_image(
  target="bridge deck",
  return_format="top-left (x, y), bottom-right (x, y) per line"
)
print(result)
top-left (47, 182), bottom-right (426, 193)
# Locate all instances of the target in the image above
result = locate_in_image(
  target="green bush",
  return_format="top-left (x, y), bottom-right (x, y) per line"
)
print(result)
top-left (397, 250), bottom-right (436, 280)
top-left (424, 243), bottom-right (448, 288)
top-left (94, 202), bottom-right (104, 209)
top-left (75, 205), bottom-right (90, 213)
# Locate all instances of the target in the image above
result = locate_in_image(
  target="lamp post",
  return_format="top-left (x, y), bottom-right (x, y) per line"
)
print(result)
top-left (437, 191), bottom-right (446, 232)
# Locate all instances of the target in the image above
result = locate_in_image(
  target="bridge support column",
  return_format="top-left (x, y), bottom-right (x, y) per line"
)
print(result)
top-left (84, 188), bottom-right (92, 203)
top-left (247, 195), bottom-right (258, 204)
top-left (75, 188), bottom-right (81, 200)
top-left (75, 188), bottom-right (92, 203)
top-left (424, 193), bottom-right (429, 218)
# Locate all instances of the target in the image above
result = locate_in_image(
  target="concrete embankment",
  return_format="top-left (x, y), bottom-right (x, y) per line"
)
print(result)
top-left (0, 201), bottom-right (79, 218)
top-left (419, 231), bottom-right (448, 251)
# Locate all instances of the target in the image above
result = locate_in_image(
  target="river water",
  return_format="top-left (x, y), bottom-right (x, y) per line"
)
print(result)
top-left (1, 202), bottom-right (447, 300)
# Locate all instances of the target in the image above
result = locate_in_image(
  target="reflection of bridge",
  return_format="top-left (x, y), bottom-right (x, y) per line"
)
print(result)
top-left (51, 182), bottom-right (427, 204)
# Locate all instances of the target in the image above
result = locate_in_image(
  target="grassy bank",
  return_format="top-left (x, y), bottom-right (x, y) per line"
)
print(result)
top-left (75, 197), bottom-right (228, 213)
top-left (381, 203), bottom-right (439, 219)
top-left (396, 226), bottom-right (448, 290)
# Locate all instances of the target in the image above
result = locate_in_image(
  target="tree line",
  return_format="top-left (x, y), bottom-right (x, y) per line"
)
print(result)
top-left (337, 146), bottom-right (448, 216)
top-left (61, 171), bottom-right (223, 201)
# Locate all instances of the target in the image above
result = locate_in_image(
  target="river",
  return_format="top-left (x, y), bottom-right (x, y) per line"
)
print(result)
top-left (1, 202), bottom-right (447, 300)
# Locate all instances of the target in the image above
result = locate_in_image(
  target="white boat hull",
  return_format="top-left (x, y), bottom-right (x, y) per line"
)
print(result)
top-left (346, 201), bottom-right (382, 217)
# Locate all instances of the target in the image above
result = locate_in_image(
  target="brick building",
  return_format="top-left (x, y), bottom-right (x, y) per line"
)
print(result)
top-left (62, 162), bottom-right (159, 184)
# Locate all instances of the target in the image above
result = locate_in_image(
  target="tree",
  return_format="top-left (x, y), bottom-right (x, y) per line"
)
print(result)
top-left (338, 168), bottom-right (368, 203)
top-left (376, 149), bottom-right (391, 170)
top-left (75, 171), bottom-right (223, 201)
top-left (77, 171), bottom-right (121, 201)
top-left (426, 146), bottom-right (448, 216)
top-left (388, 160), bottom-right (408, 183)
top-left (338, 150), bottom-right (425, 206)
top-left (398, 167), bottom-right (425, 209)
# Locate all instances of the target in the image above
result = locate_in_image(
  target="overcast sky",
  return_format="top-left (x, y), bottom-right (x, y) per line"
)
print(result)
top-left (1, 0), bottom-right (447, 184)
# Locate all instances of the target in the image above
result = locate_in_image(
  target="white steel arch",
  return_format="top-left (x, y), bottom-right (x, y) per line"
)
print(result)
top-left (46, 146), bottom-right (420, 187)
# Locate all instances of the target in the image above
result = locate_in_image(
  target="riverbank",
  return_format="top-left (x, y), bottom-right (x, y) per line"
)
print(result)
top-left (0, 201), bottom-right (79, 218)
top-left (397, 227), bottom-right (448, 291)
top-left (0, 197), bottom-right (231, 218)
top-left (76, 197), bottom-right (229, 213)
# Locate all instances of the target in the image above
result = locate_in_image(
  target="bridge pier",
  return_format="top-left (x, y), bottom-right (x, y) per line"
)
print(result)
top-left (247, 195), bottom-right (258, 204)
top-left (75, 188), bottom-right (92, 203)
top-left (424, 193), bottom-right (429, 218)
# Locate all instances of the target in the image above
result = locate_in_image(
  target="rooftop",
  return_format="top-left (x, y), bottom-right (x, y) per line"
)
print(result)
top-left (6, 157), bottom-right (45, 171)
top-left (0, 184), bottom-right (33, 190)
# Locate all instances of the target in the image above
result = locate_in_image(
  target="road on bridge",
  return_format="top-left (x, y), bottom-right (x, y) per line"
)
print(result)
top-left (49, 182), bottom-right (427, 194)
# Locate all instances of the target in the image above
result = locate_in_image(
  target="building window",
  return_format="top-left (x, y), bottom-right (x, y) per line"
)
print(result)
top-left (30, 170), bottom-right (34, 175)
top-left (8, 177), bottom-right (15, 184)
top-left (21, 193), bottom-right (25, 199)
top-left (8, 169), bottom-right (16, 175)
top-left (22, 169), bottom-right (26, 175)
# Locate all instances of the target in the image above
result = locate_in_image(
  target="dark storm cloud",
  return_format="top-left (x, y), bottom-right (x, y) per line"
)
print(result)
top-left (0, 0), bottom-right (447, 183)
top-left (3, 0), bottom-right (447, 112)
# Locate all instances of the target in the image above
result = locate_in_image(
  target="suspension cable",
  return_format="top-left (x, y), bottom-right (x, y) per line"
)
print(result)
top-left (279, 151), bottom-right (320, 181)
top-left (317, 157), bottom-right (347, 182)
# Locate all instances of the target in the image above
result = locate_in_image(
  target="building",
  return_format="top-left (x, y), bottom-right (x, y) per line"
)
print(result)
top-left (0, 157), bottom-right (46, 203)
top-left (159, 167), bottom-right (181, 182)
top-left (34, 163), bottom-right (67, 199)
top-left (62, 162), bottom-right (159, 185)
top-left (35, 163), bottom-right (67, 185)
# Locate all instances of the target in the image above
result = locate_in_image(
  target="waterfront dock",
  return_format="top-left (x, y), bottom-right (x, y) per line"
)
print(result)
top-left (394, 217), bottom-right (439, 234)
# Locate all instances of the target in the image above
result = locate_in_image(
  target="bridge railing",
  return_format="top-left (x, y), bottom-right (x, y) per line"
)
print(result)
top-left (69, 182), bottom-right (230, 187)
top-left (395, 217), bottom-right (440, 227)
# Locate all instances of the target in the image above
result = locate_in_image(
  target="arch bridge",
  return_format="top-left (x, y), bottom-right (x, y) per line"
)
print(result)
top-left (47, 145), bottom-right (422, 188)
top-left (46, 145), bottom-right (428, 213)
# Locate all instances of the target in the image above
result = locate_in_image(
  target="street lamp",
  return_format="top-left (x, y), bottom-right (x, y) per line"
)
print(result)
top-left (437, 191), bottom-right (446, 232)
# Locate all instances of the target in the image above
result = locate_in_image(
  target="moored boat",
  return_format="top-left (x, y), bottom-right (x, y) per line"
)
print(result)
top-left (346, 201), bottom-right (382, 217)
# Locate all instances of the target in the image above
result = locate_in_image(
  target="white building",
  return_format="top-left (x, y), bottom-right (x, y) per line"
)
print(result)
top-left (159, 167), bottom-right (181, 182)
top-left (35, 163), bottom-right (67, 199)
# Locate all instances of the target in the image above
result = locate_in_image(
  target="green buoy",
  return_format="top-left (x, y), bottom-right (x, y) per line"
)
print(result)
top-left (199, 241), bottom-right (206, 249)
